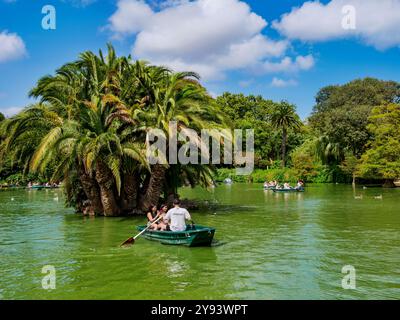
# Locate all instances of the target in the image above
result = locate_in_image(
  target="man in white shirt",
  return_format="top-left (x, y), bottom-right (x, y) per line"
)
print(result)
top-left (164, 199), bottom-right (192, 232)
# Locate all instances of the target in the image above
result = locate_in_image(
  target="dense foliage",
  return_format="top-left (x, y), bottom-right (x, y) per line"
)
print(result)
top-left (293, 78), bottom-right (400, 184)
top-left (358, 104), bottom-right (400, 186)
top-left (0, 45), bottom-right (227, 216)
top-left (1, 46), bottom-right (399, 217)
top-left (216, 93), bottom-right (304, 168)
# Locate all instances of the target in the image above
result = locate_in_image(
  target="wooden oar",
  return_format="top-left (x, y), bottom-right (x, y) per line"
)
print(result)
top-left (120, 215), bottom-right (163, 247)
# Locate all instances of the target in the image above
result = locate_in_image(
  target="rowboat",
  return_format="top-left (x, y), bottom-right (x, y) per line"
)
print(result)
top-left (272, 188), bottom-right (305, 193)
top-left (29, 185), bottom-right (46, 190)
top-left (136, 225), bottom-right (215, 247)
top-left (28, 185), bottom-right (60, 190)
top-left (263, 186), bottom-right (276, 190)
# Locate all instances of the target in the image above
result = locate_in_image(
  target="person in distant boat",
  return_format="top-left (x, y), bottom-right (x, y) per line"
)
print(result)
top-left (164, 199), bottom-right (192, 232)
top-left (295, 180), bottom-right (304, 190)
top-left (147, 205), bottom-right (161, 230)
top-left (283, 182), bottom-right (292, 189)
top-left (264, 181), bottom-right (269, 188)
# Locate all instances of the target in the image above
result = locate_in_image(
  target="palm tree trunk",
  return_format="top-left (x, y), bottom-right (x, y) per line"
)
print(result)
top-left (120, 171), bottom-right (139, 214)
top-left (95, 160), bottom-right (120, 216)
top-left (282, 127), bottom-right (287, 168)
top-left (79, 167), bottom-right (104, 215)
top-left (139, 164), bottom-right (167, 212)
top-left (383, 179), bottom-right (395, 188)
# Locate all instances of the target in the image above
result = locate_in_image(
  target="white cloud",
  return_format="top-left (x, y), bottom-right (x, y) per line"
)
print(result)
top-left (109, 0), bottom-right (153, 34)
top-left (0, 31), bottom-right (27, 63)
top-left (271, 77), bottom-right (298, 88)
top-left (263, 55), bottom-right (315, 73)
top-left (108, 0), bottom-right (311, 80)
top-left (273, 0), bottom-right (400, 50)
top-left (1, 106), bottom-right (23, 117)
top-left (157, 0), bottom-right (190, 9)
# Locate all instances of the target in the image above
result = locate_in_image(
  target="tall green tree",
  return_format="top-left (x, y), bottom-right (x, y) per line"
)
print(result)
top-left (216, 93), bottom-right (304, 167)
top-left (269, 101), bottom-right (302, 167)
top-left (308, 78), bottom-right (400, 182)
top-left (131, 63), bottom-right (226, 210)
top-left (309, 78), bottom-right (400, 160)
top-left (358, 103), bottom-right (400, 187)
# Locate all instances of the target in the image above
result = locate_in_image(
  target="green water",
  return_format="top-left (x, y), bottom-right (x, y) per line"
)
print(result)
top-left (0, 184), bottom-right (399, 300)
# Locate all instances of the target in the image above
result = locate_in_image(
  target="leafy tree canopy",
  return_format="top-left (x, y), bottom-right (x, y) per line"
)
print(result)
top-left (358, 103), bottom-right (400, 180)
top-left (216, 93), bottom-right (305, 167)
top-left (309, 78), bottom-right (400, 160)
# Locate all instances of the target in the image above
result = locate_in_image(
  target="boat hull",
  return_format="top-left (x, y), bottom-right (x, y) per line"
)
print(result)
top-left (136, 225), bottom-right (215, 247)
top-left (28, 186), bottom-right (60, 190)
top-left (272, 188), bottom-right (304, 193)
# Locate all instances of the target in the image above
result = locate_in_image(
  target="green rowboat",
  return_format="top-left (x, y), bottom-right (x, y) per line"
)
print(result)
top-left (29, 186), bottom-right (46, 190)
top-left (136, 225), bottom-right (215, 247)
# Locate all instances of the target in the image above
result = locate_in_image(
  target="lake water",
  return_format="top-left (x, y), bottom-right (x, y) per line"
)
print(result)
top-left (0, 184), bottom-right (399, 300)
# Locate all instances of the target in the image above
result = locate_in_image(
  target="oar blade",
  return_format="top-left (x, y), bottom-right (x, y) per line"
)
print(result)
top-left (120, 237), bottom-right (135, 247)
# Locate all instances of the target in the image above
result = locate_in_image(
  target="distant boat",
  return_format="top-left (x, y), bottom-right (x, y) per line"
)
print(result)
top-left (263, 185), bottom-right (276, 190)
top-left (28, 185), bottom-right (60, 190)
top-left (29, 185), bottom-right (45, 190)
top-left (273, 188), bottom-right (305, 193)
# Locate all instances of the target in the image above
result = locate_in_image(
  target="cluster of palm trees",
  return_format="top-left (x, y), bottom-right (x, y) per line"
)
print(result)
top-left (0, 45), bottom-right (227, 216)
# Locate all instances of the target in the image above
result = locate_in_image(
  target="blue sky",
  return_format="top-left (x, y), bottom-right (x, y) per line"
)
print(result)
top-left (1, 0), bottom-right (400, 119)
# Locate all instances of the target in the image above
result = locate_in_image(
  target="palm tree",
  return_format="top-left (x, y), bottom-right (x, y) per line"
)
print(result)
top-left (269, 101), bottom-right (302, 167)
top-left (0, 104), bottom-right (63, 173)
top-left (2, 44), bottom-right (227, 216)
top-left (10, 46), bottom-right (146, 216)
top-left (131, 64), bottom-right (226, 210)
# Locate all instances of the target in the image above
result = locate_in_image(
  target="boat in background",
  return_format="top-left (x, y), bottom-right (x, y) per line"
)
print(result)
top-left (29, 185), bottom-right (46, 190)
top-left (273, 188), bottom-right (305, 193)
